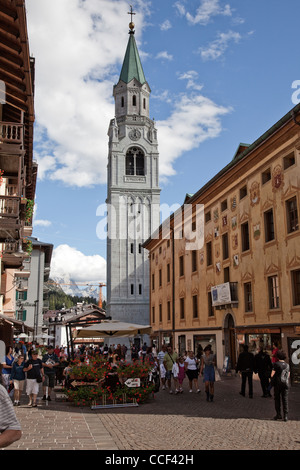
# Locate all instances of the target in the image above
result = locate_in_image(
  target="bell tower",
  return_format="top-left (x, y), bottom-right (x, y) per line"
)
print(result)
top-left (106, 14), bottom-right (160, 325)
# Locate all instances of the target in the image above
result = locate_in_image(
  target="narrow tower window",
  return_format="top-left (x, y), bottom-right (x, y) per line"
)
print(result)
top-left (132, 95), bottom-right (136, 106)
top-left (126, 148), bottom-right (145, 176)
top-left (121, 96), bottom-right (124, 107)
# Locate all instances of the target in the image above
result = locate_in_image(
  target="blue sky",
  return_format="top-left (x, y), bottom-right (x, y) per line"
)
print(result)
top-left (25, 0), bottom-right (300, 285)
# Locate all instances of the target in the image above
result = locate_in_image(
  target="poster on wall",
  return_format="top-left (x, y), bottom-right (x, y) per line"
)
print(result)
top-left (211, 282), bottom-right (232, 306)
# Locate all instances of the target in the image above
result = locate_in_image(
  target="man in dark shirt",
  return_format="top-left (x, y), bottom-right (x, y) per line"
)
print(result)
top-left (236, 344), bottom-right (255, 398)
top-left (42, 345), bottom-right (59, 401)
top-left (271, 350), bottom-right (290, 421)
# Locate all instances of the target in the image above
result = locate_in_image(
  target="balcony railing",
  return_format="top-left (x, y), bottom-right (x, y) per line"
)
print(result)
top-left (0, 196), bottom-right (20, 217)
top-left (0, 122), bottom-right (24, 145)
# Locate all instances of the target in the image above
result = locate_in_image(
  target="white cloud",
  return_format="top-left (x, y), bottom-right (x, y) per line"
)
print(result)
top-left (160, 20), bottom-right (172, 31)
top-left (200, 30), bottom-right (241, 60)
top-left (50, 244), bottom-right (106, 283)
top-left (178, 70), bottom-right (204, 91)
top-left (156, 94), bottom-right (231, 180)
top-left (34, 220), bottom-right (52, 227)
top-left (155, 51), bottom-right (173, 61)
top-left (178, 0), bottom-right (233, 25)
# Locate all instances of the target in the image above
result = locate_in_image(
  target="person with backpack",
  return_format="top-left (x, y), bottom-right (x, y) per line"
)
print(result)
top-left (271, 349), bottom-right (290, 422)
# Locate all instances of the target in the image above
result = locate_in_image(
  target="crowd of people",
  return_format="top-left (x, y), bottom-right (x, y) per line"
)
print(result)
top-left (0, 339), bottom-right (292, 447)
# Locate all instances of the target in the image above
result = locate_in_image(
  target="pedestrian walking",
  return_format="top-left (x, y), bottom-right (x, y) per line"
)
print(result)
top-left (0, 371), bottom-right (22, 448)
top-left (184, 350), bottom-right (200, 394)
top-left (24, 351), bottom-right (44, 407)
top-left (163, 345), bottom-right (178, 394)
top-left (177, 356), bottom-right (186, 393)
top-left (254, 346), bottom-right (272, 397)
top-left (200, 345), bottom-right (216, 402)
top-left (271, 341), bottom-right (279, 363)
top-left (1, 346), bottom-right (14, 392)
top-left (271, 350), bottom-right (290, 421)
top-left (157, 345), bottom-right (167, 390)
top-left (235, 344), bottom-right (255, 398)
top-left (42, 345), bottom-right (59, 401)
top-left (10, 355), bottom-right (26, 406)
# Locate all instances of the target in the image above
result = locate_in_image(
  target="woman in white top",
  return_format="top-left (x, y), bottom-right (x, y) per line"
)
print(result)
top-left (184, 351), bottom-right (200, 393)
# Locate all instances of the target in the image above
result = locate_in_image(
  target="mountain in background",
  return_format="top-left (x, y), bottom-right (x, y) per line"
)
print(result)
top-left (48, 276), bottom-right (100, 300)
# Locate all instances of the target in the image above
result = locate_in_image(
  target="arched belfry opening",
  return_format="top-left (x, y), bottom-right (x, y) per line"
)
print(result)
top-left (126, 147), bottom-right (145, 176)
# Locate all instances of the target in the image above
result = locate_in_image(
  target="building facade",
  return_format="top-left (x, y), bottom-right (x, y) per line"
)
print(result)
top-left (0, 1), bottom-right (37, 345)
top-left (144, 104), bottom-right (300, 384)
top-left (106, 21), bottom-right (160, 326)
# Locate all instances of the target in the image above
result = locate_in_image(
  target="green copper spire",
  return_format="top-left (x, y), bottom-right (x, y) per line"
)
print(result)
top-left (119, 25), bottom-right (146, 85)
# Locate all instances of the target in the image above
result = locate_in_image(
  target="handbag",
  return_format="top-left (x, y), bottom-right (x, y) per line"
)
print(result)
top-left (214, 367), bottom-right (221, 382)
top-left (36, 374), bottom-right (43, 383)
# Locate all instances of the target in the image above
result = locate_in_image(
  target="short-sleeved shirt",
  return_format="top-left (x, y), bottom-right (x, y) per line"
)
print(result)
top-left (42, 353), bottom-right (59, 375)
top-left (0, 384), bottom-right (21, 432)
top-left (185, 356), bottom-right (198, 370)
top-left (24, 358), bottom-right (43, 379)
top-left (163, 352), bottom-right (178, 371)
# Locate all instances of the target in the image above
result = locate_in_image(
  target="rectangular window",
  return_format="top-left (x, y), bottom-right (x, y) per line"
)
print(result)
top-left (264, 209), bottom-right (275, 242)
top-left (192, 295), bottom-right (198, 318)
top-left (240, 185), bottom-right (247, 200)
top-left (268, 275), bottom-right (280, 309)
top-left (180, 298), bottom-right (185, 319)
top-left (179, 255), bottom-right (184, 276)
top-left (130, 284), bottom-right (134, 295)
top-left (241, 221), bottom-right (250, 252)
top-left (206, 241), bottom-right (212, 266)
top-left (208, 292), bottom-right (214, 317)
top-left (152, 273), bottom-right (155, 291)
top-left (205, 211), bottom-right (211, 223)
top-left (152, 306), bottom-right (155, 323)
top-left (291, 269), bottom-right (300, 306)
top-left (167, 301), bottom-right (171, 322)
top-left (244, 282), bottom-right (253, 312)
top-left (167, 263), bottom-right (170, 283)
top-left (221, 199), bottom-right (228, 212)
top-left (286, 196), bottom-right (299, 233)
top-left (283, 152), bottom-right (295, 170)
top-left (139, 284), bottom-right (142, 295)
top-left (192, 250), bottom-right (197, 272)
top-left (222, 232), bottom-right (229, 260)
top-left (159, 268), bottom-right (162, 287)
top-left (262, 168), bottom-right (271, 184)
top-left (224, 266), bottom-right (230, 283)
top-left (159, 304), bottom-right (162, 322)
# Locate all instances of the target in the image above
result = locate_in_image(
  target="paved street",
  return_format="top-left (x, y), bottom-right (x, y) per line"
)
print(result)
top-left (4, 373), bottom-right (300, 452)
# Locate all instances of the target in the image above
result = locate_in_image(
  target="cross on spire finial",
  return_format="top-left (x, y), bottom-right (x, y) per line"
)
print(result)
top-left (128, 5), bottom-right (136, 32)
top-left (128, 5), bottom-right (136, 23)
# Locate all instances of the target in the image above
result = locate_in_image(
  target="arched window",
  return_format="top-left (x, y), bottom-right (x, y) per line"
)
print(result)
top-left (126, 147), bottom-right (144, 176)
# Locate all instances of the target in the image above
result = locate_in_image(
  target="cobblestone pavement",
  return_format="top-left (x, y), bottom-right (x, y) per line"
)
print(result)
top-left (5, 374), bottom-right (300, 451)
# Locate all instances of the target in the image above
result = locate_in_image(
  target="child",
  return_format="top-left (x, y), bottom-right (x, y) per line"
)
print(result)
top-left (178, 356), bottom-right (186, 393)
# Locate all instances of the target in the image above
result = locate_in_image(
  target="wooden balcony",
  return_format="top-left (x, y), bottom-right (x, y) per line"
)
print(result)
top-left (0, 195), bottom-right (22, 242)
top-left (0, 122), bottom-right (24, 145)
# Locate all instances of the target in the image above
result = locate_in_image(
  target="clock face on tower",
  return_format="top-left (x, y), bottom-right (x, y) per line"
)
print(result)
top-left (129, 129), bottom-right (141, 141)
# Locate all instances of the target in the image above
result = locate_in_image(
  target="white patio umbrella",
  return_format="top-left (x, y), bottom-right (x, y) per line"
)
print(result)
top-left (75, 320), bottom-right (152, 339)
top-left (35, 333), bottom-right (54, 340)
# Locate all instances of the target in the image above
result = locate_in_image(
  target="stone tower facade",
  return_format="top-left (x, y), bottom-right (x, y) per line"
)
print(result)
top-left (106, 23), bottom-right (160, 325)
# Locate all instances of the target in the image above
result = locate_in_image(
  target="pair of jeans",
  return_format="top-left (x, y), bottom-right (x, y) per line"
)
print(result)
top-left (241, 370), bottom-right (253, 397)
top-left (274, 385), bottom-right (289, 417)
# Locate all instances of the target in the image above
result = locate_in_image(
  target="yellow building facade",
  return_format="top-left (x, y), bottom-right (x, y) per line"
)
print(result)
top-left (144, 104), bottom-right (300, 383)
